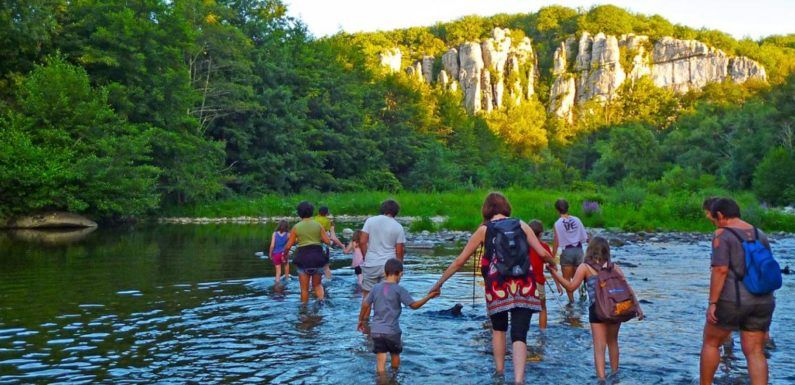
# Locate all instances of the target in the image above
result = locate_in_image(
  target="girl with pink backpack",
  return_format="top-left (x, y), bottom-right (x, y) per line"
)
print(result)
top-left (548, 236), bottom-right (644, 381)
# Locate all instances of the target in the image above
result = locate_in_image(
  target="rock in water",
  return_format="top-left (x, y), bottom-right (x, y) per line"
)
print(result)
top-left (2, 212), bottom-right (97, 229)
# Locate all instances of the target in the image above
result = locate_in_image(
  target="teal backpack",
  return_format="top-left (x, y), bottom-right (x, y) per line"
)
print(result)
top-left (723, 227), bottom-right (782, 302)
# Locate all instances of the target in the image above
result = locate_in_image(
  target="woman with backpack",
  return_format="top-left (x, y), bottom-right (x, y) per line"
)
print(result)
top-left (548, 237), bottom-right (644, 381)
top-left (429, 192), bottom-right (554, 384)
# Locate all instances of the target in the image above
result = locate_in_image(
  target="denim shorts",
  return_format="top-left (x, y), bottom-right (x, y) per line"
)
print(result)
top-left (560, 247), bottom-right (584, 267)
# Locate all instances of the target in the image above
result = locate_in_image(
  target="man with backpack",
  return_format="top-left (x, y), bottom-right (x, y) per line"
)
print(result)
top-left (700, 198), bottom-right (781, 385)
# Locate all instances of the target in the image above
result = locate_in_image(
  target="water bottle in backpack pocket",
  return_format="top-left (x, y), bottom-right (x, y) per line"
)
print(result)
top-left (587, 262), bottom-right (639, 323)
top-left (486, 218), bottom-right (531, 279)
top-left (723, 227), bottom-right (782, 296)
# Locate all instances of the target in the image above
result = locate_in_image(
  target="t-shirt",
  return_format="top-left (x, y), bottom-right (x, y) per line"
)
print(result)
top-left (711, 226), bottom-right (774, 305)
top-left (314, 215), bottom-right (332, 232)
top-left (361, 215), bottom-right (406, 268)
top-left (554, 216), bottom-right (588, 248)
top-left (293, 220), bottom-right (323, 247)
top-left (529, 241), bottom-right (551, 284)
top-left (364, 282), bottom-right (415, 335)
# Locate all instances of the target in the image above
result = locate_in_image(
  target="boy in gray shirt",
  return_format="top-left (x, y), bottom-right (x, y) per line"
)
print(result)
top-left (357, 258), bottom-right (438, 374)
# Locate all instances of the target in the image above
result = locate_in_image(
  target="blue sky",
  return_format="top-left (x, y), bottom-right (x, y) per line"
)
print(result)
top-left (284, 0), bottom-right (794, 40)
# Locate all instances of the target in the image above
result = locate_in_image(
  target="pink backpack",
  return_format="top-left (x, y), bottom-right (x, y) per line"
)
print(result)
top-left (587, 261), bottom-right (639, 323)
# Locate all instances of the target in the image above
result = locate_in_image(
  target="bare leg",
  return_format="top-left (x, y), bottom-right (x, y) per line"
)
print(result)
top-left (562, 265), bottom-right (576, 303)
top-left (312, 273), bottom-right (324, 301)
top-left (274, 264), bottom-right (282, 282)
top-left (492, 330), bottom-right (506, 375)
top-left (298, 273), bottom-right (310, 303)
top-left (357, 274), bottom-right (363, 286)
top-left (700, 322), bottom-right (732, 385)
top-left (390, 353), bottom-right (400, 370)
top-left (512, 341), bottom-right (527, 383)
top-left (283, 262), bottom-right (290, 279)
top-left (324, 264), bottom-right (332, 280)
top-left (376, 352), bottom-right (388, 374)
top-left (590, 322), bottom-right (608, 380)
top-left (740, 330), bottom-right (768, 385)
top-left (606, 323), bottom-right (621, 374)
top-left (539, 300), bottom-right (547, 330)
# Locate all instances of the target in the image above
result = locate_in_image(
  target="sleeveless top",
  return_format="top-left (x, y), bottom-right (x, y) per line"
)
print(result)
top-left (481, 218), bottom-right (541, 316)
top-left (293, 220), bottom-right (323, 247)
top-left (272, 231), bottom-right (289, 254)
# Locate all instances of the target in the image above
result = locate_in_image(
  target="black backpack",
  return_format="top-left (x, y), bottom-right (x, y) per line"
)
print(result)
top-left (485, 218), bottom-right (531, 279)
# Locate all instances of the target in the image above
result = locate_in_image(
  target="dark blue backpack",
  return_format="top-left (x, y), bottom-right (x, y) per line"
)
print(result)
top-left (723, 227), bottom-right (782, 300)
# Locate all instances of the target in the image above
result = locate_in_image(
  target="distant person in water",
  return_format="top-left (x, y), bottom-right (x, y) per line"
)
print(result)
top-left (700, 198), bottom-right (776, 385)
top-left (345, 230), bottom-right (365, 287)
top-left (429, 192), bottom-right (554, 384)
top-left (548, 237), bottom-right (644, 381)
top-left (358, 200), bottom-right (406, 321)
top-left (269, 220), bottom-right (291, 282)
top-left (283, 201), bottom-right (331, 303)
top-left (358, 258), bottom-right (438, 375)
top-left (552, 199), bottom-right (589, 303)
top-left (528, 219), bottom-right (554, 330)
top-left (315, 206), bottom-right (345, 280)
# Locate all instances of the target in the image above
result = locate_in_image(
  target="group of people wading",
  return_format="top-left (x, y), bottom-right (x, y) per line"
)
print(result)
top-left (269, 193), bottom-right (780, 384)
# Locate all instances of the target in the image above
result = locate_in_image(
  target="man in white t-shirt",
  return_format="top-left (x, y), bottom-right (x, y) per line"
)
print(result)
top-left (359, 200), bottom-right (406, 300)
top-left (552, 199), bottom-right (589, 303)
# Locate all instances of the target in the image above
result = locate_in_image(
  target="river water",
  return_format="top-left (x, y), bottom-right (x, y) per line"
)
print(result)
top-left (0, 224), bottom-right (793, 384)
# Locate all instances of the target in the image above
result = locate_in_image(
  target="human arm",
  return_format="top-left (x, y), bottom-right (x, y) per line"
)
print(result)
top-left (329, 223), bottom-right (345, 248)
top-left (548, 263), bottom-right (589, 292)
top-left (707, 230), bottom-right (730, 324)
top-left (357, 298), bottom-right (372, 332)
top-left (409, 291), bottom-right (439, 310)
top-left (283, 229), bottom-right (298, 260)
top-left (429, 225), bottom-right (487, 293)
top-left (320, 228), bottom-right (331, 245)
top-left (359, 231), bottom-right (369, 259)
top-left (344, 241), bottom-right (355, 254)
top-left (521, 222), bottom-right (554, 266)
top-left (395, 243), bottom-right (405, 262)
top-left (552, 227), bottom-right (559, 258)
top-left (268, 232), bottom-right (276, 256)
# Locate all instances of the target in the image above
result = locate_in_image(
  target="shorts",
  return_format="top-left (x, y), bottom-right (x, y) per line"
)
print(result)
top-left (372, 333), bottom-right (402, 354)
top-left (271, 251), bottom-right (285, 265)
top-left (361, 264), bottom-right (385, 292)
top-left (560, 247), bottom-right (584, 267)
top-left (490, 307), bottom-right (533, 343)
top-left (354, 266), bottom-right (362, 275)
top-left (715, 300), bottom-right (775, 332)
top-left (294, 245), bottom-right (325, 276)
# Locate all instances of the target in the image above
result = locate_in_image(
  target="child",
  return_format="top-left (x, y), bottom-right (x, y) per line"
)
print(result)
top-left (528, 220), bottom-right (557, 330)
top-left (548, 237), bottom-right (644, 381)
top-left (344, 230), bottom-right (365, 287)
top-left (269, 220), bottom-right (291, 282)
top-left (357, 258), bottom-right (438, 374)
top-left (315, 206), bottom-right (345, 280)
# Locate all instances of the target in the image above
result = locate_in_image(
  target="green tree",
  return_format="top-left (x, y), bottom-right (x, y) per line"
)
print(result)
top-left (753, 147), bottom-right (795, 206)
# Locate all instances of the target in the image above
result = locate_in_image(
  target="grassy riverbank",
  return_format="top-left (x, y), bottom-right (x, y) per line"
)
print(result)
top-left (161, 188), bottom-right (795, 233)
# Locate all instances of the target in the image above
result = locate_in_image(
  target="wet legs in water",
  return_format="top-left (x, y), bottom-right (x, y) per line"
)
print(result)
top-left (562, 265), bottom-right (577, 303)
top-left (492, 331), bottom-right (528, 383)
top-left (298, 273), bottom-right (325, 303)
top-left (590, 322), bottom-right (621, 380)
top-left (702, 324), bottom-right (769, 385)
top-left (376, 352), bottom-right (400, 373)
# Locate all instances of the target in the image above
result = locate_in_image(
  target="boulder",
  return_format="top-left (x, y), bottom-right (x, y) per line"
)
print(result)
top-left (2, 212), bottom-right (98, 229)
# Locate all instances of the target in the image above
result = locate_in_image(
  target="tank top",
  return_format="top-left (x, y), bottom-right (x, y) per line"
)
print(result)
top-left (586, 274), bottom-right (598, 306)
top-left (293, 220), bottom-right (323, 247)
top-left (272, 231), bottom-right (289, 254)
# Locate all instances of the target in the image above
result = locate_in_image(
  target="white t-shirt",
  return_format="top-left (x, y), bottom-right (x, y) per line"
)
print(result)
top-left (361, 215), bottom-right (406, 268)
top-left (554, 215), bottom-right (588, 248)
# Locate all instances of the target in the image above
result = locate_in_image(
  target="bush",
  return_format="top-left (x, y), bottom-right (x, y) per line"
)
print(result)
top-left (409, 216), bottom-right (437, 232)
top-left (753, 147), bottom-right (795, 206)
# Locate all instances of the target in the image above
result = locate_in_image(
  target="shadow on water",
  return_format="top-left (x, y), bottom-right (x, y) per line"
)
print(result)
top-left (0, 224), bottom-right (794, 384)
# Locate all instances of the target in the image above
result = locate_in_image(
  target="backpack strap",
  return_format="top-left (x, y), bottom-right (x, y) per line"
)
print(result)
top-left (719, 227), bottom-right (745, 306)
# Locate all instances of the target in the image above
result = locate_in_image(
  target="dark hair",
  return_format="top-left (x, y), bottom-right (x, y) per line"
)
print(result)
top-left (276, 219), bottom-right (289, 233)
top-left (352, 230), bottom-right (363, 243)
top-left (555, 199), bottom-right (569, 214)
top-left (528, 219), bottom-right (543, 237)
top-left (482, 192), bottom-right (511, 221)
top-left (384, 258), bottom-right (404, 276)
top-left (297, 201), bottom-right (314, 218)
top-left (380, 199), bottom-right (400, 216)
top-left (702, 197), bottom-right (719, 211)
top-left (318, 206), bottom-right (329, 215)
top-left (710, 198), bottom-right (741, 219)
top-left (585, 237), bottom-right (611, 265)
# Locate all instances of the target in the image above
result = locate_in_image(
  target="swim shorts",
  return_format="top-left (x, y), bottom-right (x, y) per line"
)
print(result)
top-left (372, 333), bottom-right (402, 354)
top-left (271, 251), bottom-right (285, 265)
top-left (294, 245), bottom-right (325, 276)
top-left (361, 264), bottom-right (385, 292)
top-left (560, 247), bottom-right (584, 267)
top-left (715, 300), bottom-right (775, 332)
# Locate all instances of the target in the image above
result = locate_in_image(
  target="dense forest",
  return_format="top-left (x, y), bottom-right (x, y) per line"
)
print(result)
top-left (1, 1), bottom-right (794, 220)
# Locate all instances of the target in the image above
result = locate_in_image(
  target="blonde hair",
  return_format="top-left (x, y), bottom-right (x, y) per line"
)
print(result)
top-left (585, 237), bottom-right (611, 265)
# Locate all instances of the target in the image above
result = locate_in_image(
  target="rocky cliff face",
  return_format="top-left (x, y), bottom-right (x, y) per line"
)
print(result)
top-left (548, 33), bottom-right (767, 120)
top-left (377, 29), bottom-right (766, 121)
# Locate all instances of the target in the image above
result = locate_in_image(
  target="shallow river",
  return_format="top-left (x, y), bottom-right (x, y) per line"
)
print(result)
top-left (0, 224), bottom-right (793, 384)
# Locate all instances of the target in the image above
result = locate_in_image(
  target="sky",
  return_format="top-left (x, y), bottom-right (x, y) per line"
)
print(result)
top-left (283, 0), bottom-right (794, 40)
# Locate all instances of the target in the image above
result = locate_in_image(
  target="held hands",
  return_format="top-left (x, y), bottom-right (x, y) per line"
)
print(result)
top-left (428, 290), bottom-right (440, 299)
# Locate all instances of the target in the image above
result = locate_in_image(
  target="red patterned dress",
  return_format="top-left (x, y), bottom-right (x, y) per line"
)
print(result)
top-left (480, 219), bottom-right (541, 315)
